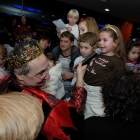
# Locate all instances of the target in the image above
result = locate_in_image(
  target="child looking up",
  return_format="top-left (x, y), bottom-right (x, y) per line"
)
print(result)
top-left (84, 24), bottom-right (125, 119)
top-left (78, 17), bottom-right (99, 37)
top-left (43, 52), bottom-right (65, 99)
top-left (56, 9), bottom-right (79, 46)
top-left (71, 32), bottom-right (99, 86)
top-left (124, 38), bottom-right (140, 73)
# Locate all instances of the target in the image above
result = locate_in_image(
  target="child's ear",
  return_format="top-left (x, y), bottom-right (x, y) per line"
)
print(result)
top-left (114, 40), bottom-right (118, 48)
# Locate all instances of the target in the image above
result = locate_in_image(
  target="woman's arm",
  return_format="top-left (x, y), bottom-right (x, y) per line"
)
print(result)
top-left (69, 61), bottom-right (87, 113)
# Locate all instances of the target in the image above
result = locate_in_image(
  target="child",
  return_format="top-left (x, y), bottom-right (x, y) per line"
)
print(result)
top-left (71, 32), bottom-right (99, 86)
top-left (37, 34), bottom-right (51, 52)
top-left (0, 44), bottom-right (8, 79)
top-left (19, 30), bottom-right (32, 42)
top-left (78, 17), bottom-right (99, 37)
top-left (43, 52), bottom-right (65, 99)
top-left (56, 9), bottom-right (79, 46)
top-left (124, 38), bottom-right (140, 73)
top-left (72, 70), bottom-right (140, 140)
top-left (84, 24), bottom-right (125, 119)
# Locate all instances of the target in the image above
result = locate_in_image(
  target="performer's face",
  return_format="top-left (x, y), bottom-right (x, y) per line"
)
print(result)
top-left (16, 54), bottom-right (50, 88)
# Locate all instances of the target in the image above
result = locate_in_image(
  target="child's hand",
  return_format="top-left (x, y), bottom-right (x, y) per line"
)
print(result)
top-left (56, 28), bottom-right (61, 33)
top-left (66, 27), bottom-right (72, 32)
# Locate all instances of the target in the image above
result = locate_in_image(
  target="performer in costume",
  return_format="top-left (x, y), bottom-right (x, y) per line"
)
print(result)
top-left (0, 40), bottom-right (87, 140)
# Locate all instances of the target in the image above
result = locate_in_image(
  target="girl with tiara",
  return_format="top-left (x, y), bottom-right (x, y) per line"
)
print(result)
top-left (83, 24), bottom-right (125, 119)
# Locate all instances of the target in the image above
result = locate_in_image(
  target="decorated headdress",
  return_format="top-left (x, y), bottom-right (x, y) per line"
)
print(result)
top-left (104, 24), bottom-right (118, 37)
top-left (7, 40), bottom-right (42, 69)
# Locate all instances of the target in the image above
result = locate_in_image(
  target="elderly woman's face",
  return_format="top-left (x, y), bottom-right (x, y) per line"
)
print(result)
top-left (0, 55), bottom-right (6, 68)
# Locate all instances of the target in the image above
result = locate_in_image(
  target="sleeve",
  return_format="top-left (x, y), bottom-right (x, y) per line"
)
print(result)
top-left (43, 75), bottom-right (59, 97)
top-left (69, 86), bottom-right (87, 114)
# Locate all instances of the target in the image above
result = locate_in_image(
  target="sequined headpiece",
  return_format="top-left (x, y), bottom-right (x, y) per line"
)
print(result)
top-left (7, 42), bottom-right (42, 69)
top-left (104, 24), bottom-right (118, 37)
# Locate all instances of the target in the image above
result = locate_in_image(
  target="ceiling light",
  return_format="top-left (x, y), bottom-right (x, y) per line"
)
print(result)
top-left (52, 15), bottom-right (55, 17)
top-left (105, 9), bottom-right (109, 11)
top-left (83, 14), bottom-right (86, 15)
top-left (100, 0), bottom-right (108, 2)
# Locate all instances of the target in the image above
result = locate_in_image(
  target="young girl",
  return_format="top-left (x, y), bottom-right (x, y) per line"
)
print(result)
top-left (124, 38), bottom-right (140, 73)
top-left (83, 24), bottom-right (125, 119)
top-left (71, 32), bottom-right (99, 86)
top-left (78, 17), bottom-right (99, 37)
top-left (0, 44), bottom-right (8, 79)
top-left (43, 52), bottom-right (65, 99)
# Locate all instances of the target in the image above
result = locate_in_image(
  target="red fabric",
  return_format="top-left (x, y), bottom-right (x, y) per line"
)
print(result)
top-left (0, 76), bottom-right (86, 140)
top-left (69, 86), bottom-right (87, 114)
top-left (0, 74), bottom-right (10, 84)
top-left (42, 100), bottom-right (77, 140)
top-left (13, 24), bottom-right (31, 43)
top-left (22, 88), bottom-right (77, 140)
top-left (22, 87), bottom-right (59, 107)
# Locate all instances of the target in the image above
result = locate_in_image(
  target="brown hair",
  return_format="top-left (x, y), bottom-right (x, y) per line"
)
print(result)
top-left (44, 52), bottom-right (57, 65)
top-left (0, 44), bottom-right (7, 58)
top-left (99, 25), bottom-right (125, 61)
top-left (79, 32), bottom-right (99, 52)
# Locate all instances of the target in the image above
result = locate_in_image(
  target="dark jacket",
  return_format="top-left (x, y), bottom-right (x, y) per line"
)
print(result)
top-left (52, 45), bottom-right (80, 70)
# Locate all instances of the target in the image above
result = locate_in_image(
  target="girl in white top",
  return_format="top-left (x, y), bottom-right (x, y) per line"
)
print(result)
top-left (0, 44), bottom-right (8, 79)
top-left (43, 52), bottom-right (65, 99)
top-left (56, 9), bottom-right (79, 46)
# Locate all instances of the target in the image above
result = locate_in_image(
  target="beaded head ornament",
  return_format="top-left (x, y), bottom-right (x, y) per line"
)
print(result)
top-left (7, 40), bottom-right (42, 69)
top-left (104, 24), bottom-right (118, 37)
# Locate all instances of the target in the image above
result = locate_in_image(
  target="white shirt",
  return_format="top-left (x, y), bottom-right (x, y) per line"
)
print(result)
top-left (60, 24), bottom-right (79, 46)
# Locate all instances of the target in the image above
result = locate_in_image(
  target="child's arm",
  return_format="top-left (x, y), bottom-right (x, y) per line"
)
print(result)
top-left (69, 25), bottom-right (79, 40)
top-left (56, 28), bottom-right (61, 38)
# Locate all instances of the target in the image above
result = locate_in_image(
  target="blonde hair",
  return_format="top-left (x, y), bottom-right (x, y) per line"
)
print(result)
top-left (0, 44), bottom-right (7, 58)
top-left (79, 17), bottom-right (99, 37)
top-left (67, 9), bottom-right (79, 19)
top-left (0, 92), bottom-right (44, 140)
top-left (99, 24), bottom-right (125, 61)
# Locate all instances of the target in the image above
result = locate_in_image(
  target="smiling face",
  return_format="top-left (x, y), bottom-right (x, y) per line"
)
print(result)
top-left (79, 42), bottom-right (92, 58)
top-left (15, 54), bottom-right (50, 88)
top-left (127, 46), bottom-right (140, 62)
top-left (38, 39), bottom-right (50, 51)
top-left (78, 21), bottom-right (88, 36)
top-left (98, 31), bottom-right (116, 56)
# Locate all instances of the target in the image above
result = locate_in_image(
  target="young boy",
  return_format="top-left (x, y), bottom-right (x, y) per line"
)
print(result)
top-left (37, 34), bottom-right (51, 52)
top-left (56, 9), bottom-right (79, 46)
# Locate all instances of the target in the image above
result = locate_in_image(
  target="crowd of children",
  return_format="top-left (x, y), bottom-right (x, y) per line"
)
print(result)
top-left (0, 7), bottom-right (140, 140)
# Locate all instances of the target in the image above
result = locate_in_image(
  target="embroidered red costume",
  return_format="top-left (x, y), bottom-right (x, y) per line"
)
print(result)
top-left (0, 75), bottom-right (86, 140)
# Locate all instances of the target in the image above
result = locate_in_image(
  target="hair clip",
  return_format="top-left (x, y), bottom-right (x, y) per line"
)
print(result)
top-left (80, 18), bottom-right (85, 21)
top-left (104, 24), bottom-right (118, 37)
